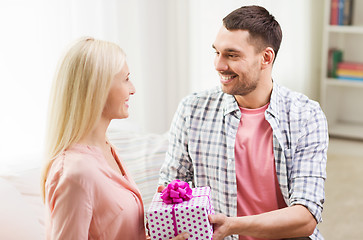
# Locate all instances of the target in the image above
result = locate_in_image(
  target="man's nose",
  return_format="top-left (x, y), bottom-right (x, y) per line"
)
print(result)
top-left (214, 56), bottom-right (228, 72)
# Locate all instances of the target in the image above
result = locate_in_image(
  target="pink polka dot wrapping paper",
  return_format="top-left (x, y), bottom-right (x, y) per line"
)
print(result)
top-left (147, 186), bottom-right (215, 240)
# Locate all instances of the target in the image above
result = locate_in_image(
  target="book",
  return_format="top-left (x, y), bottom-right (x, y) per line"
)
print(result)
top-left (336, 69), bottom-right (363, 77)
top-left (330, 0), bottom-right (339, 25)
top-left (338, 0), bottom-right (345, 25)
top-left (343, 0), bottom-right (354, 25)
top-left (328, 49), bottom-right (343, 78)
top-left (337, 76), bottom-right (363, 81)
top-left (327, 49), bottom-right (333, 76)
top-left (332, 50), bottom-right (343, 78)
top-left (337, 62), bottom-right (363, 71)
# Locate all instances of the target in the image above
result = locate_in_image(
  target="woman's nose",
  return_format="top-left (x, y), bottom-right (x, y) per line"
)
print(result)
top-left (130, 82), bottom-right (136, 95)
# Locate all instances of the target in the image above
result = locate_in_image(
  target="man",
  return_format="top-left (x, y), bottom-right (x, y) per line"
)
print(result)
top-left (159, 5), bottom-right (328, 240)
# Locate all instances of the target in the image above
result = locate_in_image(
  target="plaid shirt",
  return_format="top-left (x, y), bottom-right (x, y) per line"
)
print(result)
top-left (159, 82), bottom-right (328, 240)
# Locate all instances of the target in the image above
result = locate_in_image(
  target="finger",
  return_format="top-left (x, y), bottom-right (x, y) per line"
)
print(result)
top-left (157, 185), bottom-right (166, 193)
top-left (146, 220), bottom-right (149, 231)
top-left (212, 232), bottom-right (223, 240)
top-left (170, 232), bottom-right (189, 240)
top-left (208, 214), bottom-right (219, 223)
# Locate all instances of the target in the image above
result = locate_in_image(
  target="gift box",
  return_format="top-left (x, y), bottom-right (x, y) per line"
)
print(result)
top-left (147, 181), bottom-right (214, 240)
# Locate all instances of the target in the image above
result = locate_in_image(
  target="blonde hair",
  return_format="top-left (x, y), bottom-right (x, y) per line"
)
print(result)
top-left (41, 37), bottom-right (126, 200)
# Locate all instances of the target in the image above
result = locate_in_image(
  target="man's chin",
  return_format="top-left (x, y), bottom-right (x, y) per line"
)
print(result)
top-left (221, 86), bottom-right (254, 97)
top-left (220, 85), bottom-right (234, 95)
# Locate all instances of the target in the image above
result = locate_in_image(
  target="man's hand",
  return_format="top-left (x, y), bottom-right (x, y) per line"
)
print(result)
top-left (209, 214), bottom-right (232, 240)
top-left (209, 206), bottom-right (317, 239)
top-left (170, 232), bottom-right (189, 240)
top-left (157, 185), bottom-right (166, 192)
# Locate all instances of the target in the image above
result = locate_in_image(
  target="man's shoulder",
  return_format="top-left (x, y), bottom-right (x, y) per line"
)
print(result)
top-left (274, 83), bottom-right (322, 113)
top-left (181, 86), bottom-right (226, 107)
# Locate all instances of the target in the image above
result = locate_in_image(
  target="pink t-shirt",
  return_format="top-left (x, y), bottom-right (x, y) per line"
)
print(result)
top-left (235, 104), bottom-right (287, 240)
top-left (45, 144), bottom-right (146, 240)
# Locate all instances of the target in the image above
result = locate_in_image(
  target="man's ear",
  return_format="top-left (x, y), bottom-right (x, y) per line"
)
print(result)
top-left (261, 47), bottom-right (275, 68)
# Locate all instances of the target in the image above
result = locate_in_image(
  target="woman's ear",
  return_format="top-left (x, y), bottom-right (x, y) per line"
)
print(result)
top-left (261, 47), bottom-right (275, 69)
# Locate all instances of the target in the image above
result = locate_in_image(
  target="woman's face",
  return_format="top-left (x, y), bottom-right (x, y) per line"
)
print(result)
top-left (102, 62), bottom-right (135, 120)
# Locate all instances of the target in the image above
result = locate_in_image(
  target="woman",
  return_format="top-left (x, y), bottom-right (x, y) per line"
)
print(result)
top-left (41, 37), bottom-right (188, 240)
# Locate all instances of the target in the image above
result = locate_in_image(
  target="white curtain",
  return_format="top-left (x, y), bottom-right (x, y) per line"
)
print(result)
top-left (0, 0), bottom-right (324, 170)
top-left (0, 0), bottom-right (192, 169)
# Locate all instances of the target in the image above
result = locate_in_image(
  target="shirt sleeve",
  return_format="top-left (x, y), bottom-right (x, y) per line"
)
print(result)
top-left (159, 96), bottom-right (195, 186)
top-left (47, 175), bottom-right (93, 239)
top-left (289, 106), bottom-right (329, 223)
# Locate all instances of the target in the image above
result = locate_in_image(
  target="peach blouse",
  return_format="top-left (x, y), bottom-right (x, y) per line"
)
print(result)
top-left (45, 144), bottom-right (146, 240)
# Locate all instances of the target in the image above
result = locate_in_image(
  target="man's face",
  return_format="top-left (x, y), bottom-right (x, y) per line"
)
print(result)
top-left (213, 26), bottom-right (263, 97)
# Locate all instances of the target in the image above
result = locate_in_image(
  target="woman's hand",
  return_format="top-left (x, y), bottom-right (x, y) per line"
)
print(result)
top-left (147, 232), bottom-right (189, 240)
top-left (157, 185), bottom-right (166, 192)
top-left (170, 232), bottom-right (189, 240)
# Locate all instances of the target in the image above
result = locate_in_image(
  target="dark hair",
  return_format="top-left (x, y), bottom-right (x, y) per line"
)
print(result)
top-left (223, 5), bottom-right (282, 60)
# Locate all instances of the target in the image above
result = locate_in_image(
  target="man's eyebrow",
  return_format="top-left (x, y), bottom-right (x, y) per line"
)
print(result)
top-left (225, 48), bottom-right (241, 53)
top-left (212, 44), bottom-right (241, 53)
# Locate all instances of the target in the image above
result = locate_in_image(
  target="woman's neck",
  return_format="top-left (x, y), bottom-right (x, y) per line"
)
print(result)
top-left (78, 116), bottom-right (110, 148)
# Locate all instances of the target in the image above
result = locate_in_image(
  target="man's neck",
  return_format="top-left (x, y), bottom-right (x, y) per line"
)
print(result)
top-left (234, 78), bottom-right (273, 109)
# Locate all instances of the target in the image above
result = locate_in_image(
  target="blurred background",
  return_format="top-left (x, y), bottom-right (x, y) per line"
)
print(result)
top-left (1, 0), bottom-right (363, 239)
top-left (0, 0), bottom-right (325, 166)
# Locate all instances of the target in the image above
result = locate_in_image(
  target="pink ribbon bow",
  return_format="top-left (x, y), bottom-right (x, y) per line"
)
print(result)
top-left (161, 180), bottom-right (193, 204)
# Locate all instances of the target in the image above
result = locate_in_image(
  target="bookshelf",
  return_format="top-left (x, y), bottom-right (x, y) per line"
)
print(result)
top-left (321, 0), bottom-right (363, 140)
top-left (328, 25), bottom-right (363, 33)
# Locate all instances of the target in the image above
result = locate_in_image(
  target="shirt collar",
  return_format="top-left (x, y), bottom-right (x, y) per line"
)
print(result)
top-left (220, 81), bottom-right (280, 119)
top-left (266, 81), bottom-right (280, 119)
top-left (222, 90), bottom-right (240, 117)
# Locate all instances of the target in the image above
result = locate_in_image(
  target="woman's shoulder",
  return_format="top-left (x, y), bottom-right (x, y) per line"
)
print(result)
top-left (47, 144), bottom-right (102, 187)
